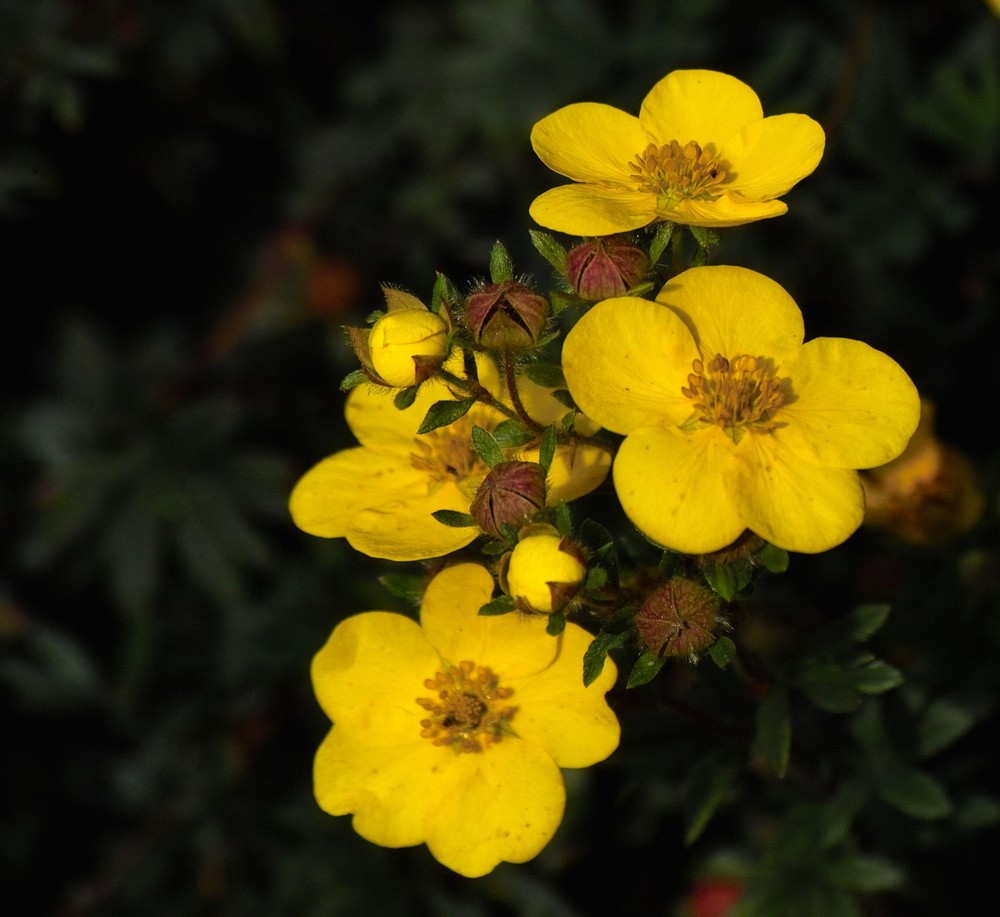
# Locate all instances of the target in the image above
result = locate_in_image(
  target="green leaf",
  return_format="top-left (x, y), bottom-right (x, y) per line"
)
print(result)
top-left (538, 424), bottom-right (557, 476)
top-left (827, 855), bottom-right (905, 893)
top-left (548, 388), bottom-right (577, 410)
top-left (756, 541), bottom-right (789, 573)
top-left (431, 509), bottom-right (475, 528)
top-left (584, 566), bottom-right (607, 590)
top-left (553, 500), bottom-right (571, 537)
top-left (339, 369), bottom-right (369, 392)
top-left (491, 419), bottom-right (534, 448)
top-left (753, 687), bottom-right (792, 778)
top-left (915, 697), bottom-right (981, 759)
top-left (684, 761), bottom-right (738, 845)
top-left (431, 271), bottom-right (460, 312)
top-left (489, 239), bottom-right (515, 283)
top-left (417, 397), bottom-right (476, 434)
top-left (546, 613), bottom-right (566, 636)
top-left (709, 635), bottom-right (737, 668)
top-left (795, 654), bottom-right (904, 713)
top-left (529, 228), bottom-right (568, 275)
top-left (378, 573), bottom-right (426, 603)
top-left (626, 650), bottom-right (665, 688)
top-left (647, 221), bottom-right (675, 265)
top-left (878, 765), bottom-right (953, 819)
top-left (393, 386), bottom-right (419, 410)
top-left (471, 425), bottom-right (506, 468)
top-left (522, 361), bottom-right (566, 389)
top-left (582, 630), bottom-right (630, 686)
top-left (689, 225), bottom-right (720, 250)
top-left (479, 595), bottom-right (516, 616)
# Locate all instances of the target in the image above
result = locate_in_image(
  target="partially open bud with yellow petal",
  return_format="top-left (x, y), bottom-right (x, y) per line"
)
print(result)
top-left (469, 461), bottom-right (547, 538)
top-left (366, 308), bottom-right (449, 387)
top-left (463, 281), bottom-right (551, 351)
top-left (635, 576), bottom-right (720, 658)
top-left (566, 236), bottom-right (649, 301)
top-left (503, 525), bottom-right (587, 613)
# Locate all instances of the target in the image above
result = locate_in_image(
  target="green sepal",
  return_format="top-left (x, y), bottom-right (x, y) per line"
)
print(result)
top-left (546, 613), bottom-right (566, 636)
top-left (394, 386), bottom-right (419, 410)
top-left (339, 369), bottom-right (369, 392)
top-left (538, 424), bottom-right (557, 476)
top-left (364, 309), bottom-right (386, 324)
top-left (431, 509), bottom-right (476, 528)
top-left (708, 635), bottom-right (737, 668)
top-left (471, 424), bottom-right (505, 468)
top-left (417, 397), bottom-right (476, 434)
top-left (528, 228), bottom-right (568, 275)
top-left (489, 239), bottom-right (515, 284)
top-left (756, 541), bottom-right (790, 573)
top-left (479, 594), bottom-right (516, 616)
top-left (430, 271), bottom-right (460, 313)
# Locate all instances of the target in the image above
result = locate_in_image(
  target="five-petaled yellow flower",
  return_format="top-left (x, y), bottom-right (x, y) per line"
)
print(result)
top-left (529, 69), bottom-right (826, 235)
top-left (289, 359), bottom-right (610, 560)
top-left (311, 562), bottom-right (620, 877)
top-left (561, 265), bottom-right (921, 555)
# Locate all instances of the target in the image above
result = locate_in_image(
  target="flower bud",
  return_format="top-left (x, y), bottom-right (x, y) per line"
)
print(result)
top-left (463, 281), bottom-right (550, 351)
top-left (504, 526), bottom-right (586, 613)
top-left (367, 309), bottom-right (449, 387)
top-left (566, 236), bottom-right (649, 301)
top-left (469, 461), bottom-right (547, 538)
top-left (636, 576), bottom-right (719, 658)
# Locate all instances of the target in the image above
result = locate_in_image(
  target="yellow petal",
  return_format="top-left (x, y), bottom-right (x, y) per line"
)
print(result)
top-left (562, 296), bottom-right (696, 435)
top-left (314, 718), bottom-right (442, 847)
top-left (776, 337), bottom-right (921, 468)
top-left (529, 184), bottom-right (658, 236)
top-left (545, 441), bottom-right (612, 504)
top-left (311, 610), bottom-right (439, 723)
top-left (640, 70), bottom-right (763, 148)
top-left (510, 621), bottom-right (620, 768)
top-left (347, 482), bottom-right (478, 561)
top-left (656, 265), bottom-right (804, 361)
top-left (289, 447), bottom-right (426, 538)
top-left (721, 113), bottom-right (826, 200)
top-left (346, 377), bottom-right (465, 447)
top-left (530, 102), bottom-right (649, 183)
top-left (666, 195), bottom-right (788, 227)
top-left (422, 738), bottom-right (567, 877)
top-left (420, 563), bottom-right (560, 678)
top-left (736, 435), bottom-right (866, 553)
top-left (614, 424), bottom-right (746, 554)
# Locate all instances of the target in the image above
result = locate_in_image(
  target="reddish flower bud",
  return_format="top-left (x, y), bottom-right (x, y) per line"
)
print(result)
top-left (463, 281), bottom-right (551, 351)
top-left (636, 576), bottom-right (719, 658)
top-left (469, 461), bottom-right (547, 538)
top-left (566, 236), bottom-right (649, 301)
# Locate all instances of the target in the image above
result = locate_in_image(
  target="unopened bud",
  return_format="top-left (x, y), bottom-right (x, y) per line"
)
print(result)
top-left (463, 281), bottom-right (550, 351)
top-left (636, 576), bottom-right (719, 658)
top-left (469, 461), bottom-right (547, 538)
top-left (566, 236), bottom-right (649, 301)
top-left (504, 526), bottom-right (586, 613)
top-left (367, 309), bottom-right (449, 387)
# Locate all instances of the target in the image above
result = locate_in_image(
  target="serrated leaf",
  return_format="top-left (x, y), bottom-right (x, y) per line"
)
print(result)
top-left (489, 240), bottom-right (515, 283)
top-left (582, 630), bottom-right (630, 686)
top-left (417, 397), bottom-right (476, 434)
top-left (753, 687), bottom-right (791, 778)
top-left (471, 425), bottom-right (505, 468)
top-left (431, 509), bottom-right (475, 528)
top-left (538, 424), bottom-right (557, 476)
top-left (339, 369), bottom-right (369, 392)
top-left (709, 635), bottom-right (737, 668)
top-left (393, 386), bottom-right (419, 410)
top-left (878, 765), bottom-right (953, 819)
top-left (546, 613), bottom-right (566, 636)
top-left (529, 228), bottom-right (568, 274)
top-left (626, 650), bottom-right (665, 688)
top-left (522, 361), bottom-right (566, 389)
top-left (479, 595), bottom-right (516, 616)
top-left (491, 419), bottom-right (534, 448)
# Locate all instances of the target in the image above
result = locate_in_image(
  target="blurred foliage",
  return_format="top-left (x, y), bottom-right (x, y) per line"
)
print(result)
top-left (2, 0), bottom-right (1000, 915)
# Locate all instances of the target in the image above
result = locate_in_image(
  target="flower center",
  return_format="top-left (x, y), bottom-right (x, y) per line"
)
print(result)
top-left (416, 660), bottom-right (517, 754)
top-left (628, 140), bottom-right (731, 211)
top-left (409, 414), bottom-right (490, 496)
top-left (681, 353), bottom-right (790, 443)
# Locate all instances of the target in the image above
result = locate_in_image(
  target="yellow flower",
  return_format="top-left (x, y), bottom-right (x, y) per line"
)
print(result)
top-left (529, 69), bottom-right (825, 235)
top-left (505, 526), bottom-right (587, 613)
top-left (289, 360), bottom-right (611, 560)
top-left (561, 265), bottom-right (921, 555)
top-left (311, 562), bottom-right (620, 877)
top-left (368, 308), bottom-right (449, 388)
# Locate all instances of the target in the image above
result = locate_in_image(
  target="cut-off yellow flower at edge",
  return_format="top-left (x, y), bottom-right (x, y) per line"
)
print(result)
top-left (561, 265), bottom-right (921, 555)
top-left (288, 357), bottom-right (611, 561)
top-left (529, 69), bottom-right (826, 235)
top-left (311, 562), bottom-right (620, 877)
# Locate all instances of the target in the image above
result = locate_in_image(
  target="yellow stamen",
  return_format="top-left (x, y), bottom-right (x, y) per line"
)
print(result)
top-left (628, 140), bottom-right (731, 211)
top-left (416, 660), bottom-right (517, 754)
top-left (681, 353), bottom-right (790, 443)
top-left (409, 414), bottom-right (489, 496)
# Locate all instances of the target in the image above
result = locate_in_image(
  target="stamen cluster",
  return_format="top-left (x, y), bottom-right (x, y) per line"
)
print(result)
top-left (628, 140), bottom-right (730, 207)
top-left (682, 353), bottom-right (787, 440)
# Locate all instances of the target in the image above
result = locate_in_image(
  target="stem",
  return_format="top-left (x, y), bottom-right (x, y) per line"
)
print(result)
top-left (434, 367), bottom-right (522, 424)
top-left (670, 224), bottom-right (686, 276)
top-left (502, 355), bottom-right (546, 434)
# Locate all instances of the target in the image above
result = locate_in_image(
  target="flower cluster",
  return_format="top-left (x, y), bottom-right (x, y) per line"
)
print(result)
top-left (291, 69), bottom-right (923, 877)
